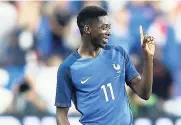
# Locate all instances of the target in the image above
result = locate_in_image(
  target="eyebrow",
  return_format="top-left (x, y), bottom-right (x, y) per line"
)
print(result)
top-left (102, 24), bottom-right (111, 27)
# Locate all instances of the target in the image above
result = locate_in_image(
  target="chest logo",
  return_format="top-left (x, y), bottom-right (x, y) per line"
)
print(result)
top-left (81, 76), bottom-right (91, 84)
top-left (113, 64), bottom-right (121, 73)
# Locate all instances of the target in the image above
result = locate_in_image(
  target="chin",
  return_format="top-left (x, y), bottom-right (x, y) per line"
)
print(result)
top-left (99, 43), bottom-right (107, 48)
top-left (101, 40), bottom-right (108, 47)
top-left (92, 39), bottom-right (107, 48)
top-left (94, 43), bottom-right (105, 49)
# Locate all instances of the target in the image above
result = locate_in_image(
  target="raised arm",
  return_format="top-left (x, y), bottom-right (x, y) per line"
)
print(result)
top-left (129, 25), bottom-right (155, 100)
top-left (56, 107), bottom-right (70, 125)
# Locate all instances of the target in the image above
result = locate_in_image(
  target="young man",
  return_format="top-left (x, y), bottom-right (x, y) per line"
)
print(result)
top-left (55, 6), bottom-right (155, 125)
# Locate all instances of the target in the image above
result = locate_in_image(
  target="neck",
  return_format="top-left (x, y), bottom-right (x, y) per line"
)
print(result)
top-left (78, 37), bottom-right (101, 58)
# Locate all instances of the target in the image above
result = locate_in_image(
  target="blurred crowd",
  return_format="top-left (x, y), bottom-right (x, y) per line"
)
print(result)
top-left (0, 1), bottom-right (181, 119)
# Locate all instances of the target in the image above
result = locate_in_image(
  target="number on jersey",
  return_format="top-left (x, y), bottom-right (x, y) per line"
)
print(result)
top-left (101, 83), bottom-right (115, 102)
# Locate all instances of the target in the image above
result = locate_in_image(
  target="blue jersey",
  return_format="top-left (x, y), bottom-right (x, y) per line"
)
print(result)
top-left (55, 45), bottom-right (139, 125)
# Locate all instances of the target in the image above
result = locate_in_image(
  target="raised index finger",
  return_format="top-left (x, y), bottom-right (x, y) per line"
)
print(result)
top-left (139, 25), bottom-right (144, 44)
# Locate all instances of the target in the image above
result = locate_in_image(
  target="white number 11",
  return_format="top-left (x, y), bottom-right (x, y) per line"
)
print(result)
top-left (101, 83), bottom-right (115, 102)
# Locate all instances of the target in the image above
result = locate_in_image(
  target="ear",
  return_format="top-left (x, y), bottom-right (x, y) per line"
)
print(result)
top-left (83, 25), bottom-right (91, 34)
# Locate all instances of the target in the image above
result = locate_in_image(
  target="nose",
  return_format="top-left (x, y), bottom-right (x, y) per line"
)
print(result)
top-left (106, 29), bottom-right (111, 36)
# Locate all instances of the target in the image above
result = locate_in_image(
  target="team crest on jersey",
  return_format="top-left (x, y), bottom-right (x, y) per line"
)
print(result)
top-left (113, 63), bottom-right (122, 77)
top-left (113, 63), bottom-right (120, 73)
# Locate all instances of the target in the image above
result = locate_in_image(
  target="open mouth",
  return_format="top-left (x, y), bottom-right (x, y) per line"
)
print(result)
top-left (102, 38), bottom-right (109, 43)
top-left (103, 37), bottom-right (108, 40)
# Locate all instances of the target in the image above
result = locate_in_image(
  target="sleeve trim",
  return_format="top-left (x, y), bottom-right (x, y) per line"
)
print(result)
top-left (126, 73), bottom-right (140, 85)
top-left (55, 103), bottom-right (71, 107)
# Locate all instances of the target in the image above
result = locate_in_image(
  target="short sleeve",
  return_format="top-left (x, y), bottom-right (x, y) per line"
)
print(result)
top-left (123, 50), bottom-right (140, 85)
top-left (55, 64), bottom-right (73, 107)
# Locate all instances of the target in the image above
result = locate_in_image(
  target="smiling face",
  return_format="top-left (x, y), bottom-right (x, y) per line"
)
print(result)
top-left (85, 16), bottom-right (111, 48)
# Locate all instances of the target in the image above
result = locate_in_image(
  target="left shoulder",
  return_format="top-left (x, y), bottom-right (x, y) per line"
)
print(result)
top-left (104, 44), bottom-right (128, 56)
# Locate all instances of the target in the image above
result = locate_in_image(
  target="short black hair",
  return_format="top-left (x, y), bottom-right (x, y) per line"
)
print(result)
top-left (77, 6), bottom-right (107, 34)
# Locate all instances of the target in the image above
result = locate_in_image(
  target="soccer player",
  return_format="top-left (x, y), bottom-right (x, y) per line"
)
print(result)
top-left (55, 6), bottom-right (155, 125)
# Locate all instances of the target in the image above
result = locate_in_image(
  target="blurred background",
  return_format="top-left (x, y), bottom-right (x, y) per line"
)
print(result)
top-left (0, 1), bottom-right (181, 125)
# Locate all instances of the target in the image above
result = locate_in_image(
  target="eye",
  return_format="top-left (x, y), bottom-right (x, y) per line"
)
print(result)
top-left (101, 25), bottom-right (106, 30)
top-left (101, 24), bottom-right (111, 30)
